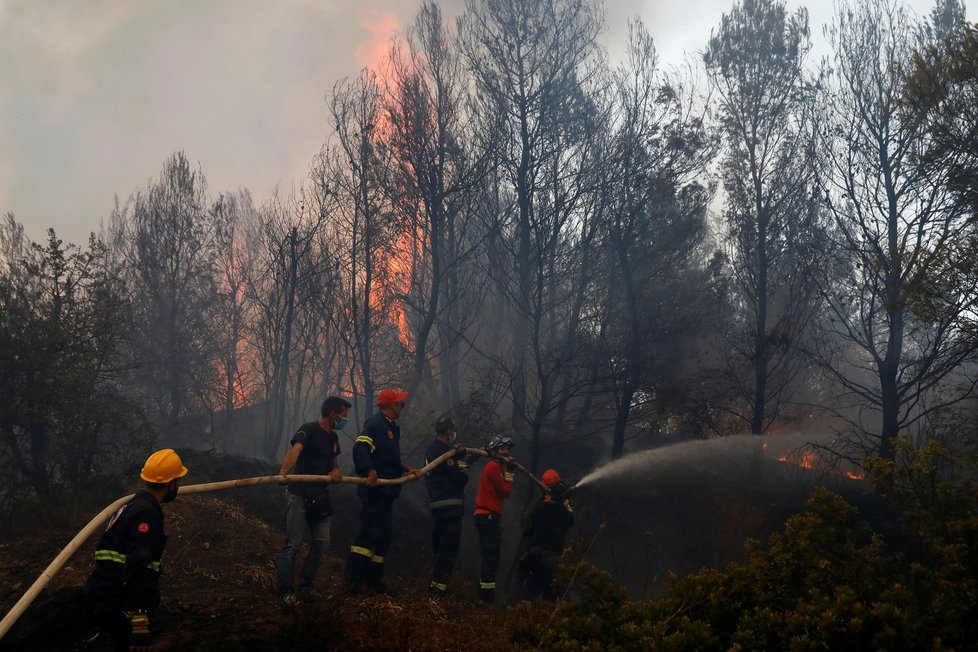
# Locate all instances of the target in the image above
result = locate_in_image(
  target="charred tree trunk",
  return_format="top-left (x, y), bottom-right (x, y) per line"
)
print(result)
top-left (751, 206), bottom-right (769, 436)
top-left (267, 227), bottom-right (298, 460)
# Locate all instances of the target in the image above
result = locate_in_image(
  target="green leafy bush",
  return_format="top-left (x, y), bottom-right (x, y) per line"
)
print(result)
top-left (530, 438), bottom-right (978, 651)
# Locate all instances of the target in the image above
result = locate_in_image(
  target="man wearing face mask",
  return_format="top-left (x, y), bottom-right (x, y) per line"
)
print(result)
top-left (81, 448), bottom-right (188, 652)
top-left (276, 395), bottom-right (350, 607)
top-left (424, 415), bottom-right (469, 595)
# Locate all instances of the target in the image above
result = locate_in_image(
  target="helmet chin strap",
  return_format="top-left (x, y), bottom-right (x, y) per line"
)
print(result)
top-left (162, 481), bottom-right (179, 503)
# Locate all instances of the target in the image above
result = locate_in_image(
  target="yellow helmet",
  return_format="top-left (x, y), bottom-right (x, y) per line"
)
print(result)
top-left (140, 449), bottom-right (189, 483)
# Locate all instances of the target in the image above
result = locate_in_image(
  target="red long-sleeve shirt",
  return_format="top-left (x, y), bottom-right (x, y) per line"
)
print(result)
top-left (474, 459), bottom-right (513, 516)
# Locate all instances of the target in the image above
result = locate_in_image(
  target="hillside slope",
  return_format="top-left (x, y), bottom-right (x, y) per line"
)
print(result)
top-left (0, 451), bottom-right (538, 651)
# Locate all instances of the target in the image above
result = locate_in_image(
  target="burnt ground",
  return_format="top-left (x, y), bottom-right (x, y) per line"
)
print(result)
top-left (0, 451), bottom-right (547, 651)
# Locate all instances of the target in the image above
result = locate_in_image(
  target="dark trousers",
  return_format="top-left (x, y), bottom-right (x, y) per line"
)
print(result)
top-left (430, 512), bottom-right (462, 590)
top-left (89, 609), bottom-right (131, 652)
top-left (474, 512), bottom-right (502, 602)
top-left (520, 551), bottom-right (560, 601)
top-left (345, 494), bottom-right (394, 587)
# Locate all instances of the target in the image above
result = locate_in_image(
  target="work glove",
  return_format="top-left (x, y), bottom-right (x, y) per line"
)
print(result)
top-left (126, 610), bottom-right (152, 651)
top-left (453, 446), bottom-right (468, 469)
top-left (504, 461), bottom-right (516, 483)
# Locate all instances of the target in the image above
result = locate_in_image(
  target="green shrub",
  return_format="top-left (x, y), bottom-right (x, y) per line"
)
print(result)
top-left (528, 438), bottom-right (978, 651)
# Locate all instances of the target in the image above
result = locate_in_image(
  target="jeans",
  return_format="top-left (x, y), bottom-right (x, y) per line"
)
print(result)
top-left (275, 491), bottom-right (332, 596)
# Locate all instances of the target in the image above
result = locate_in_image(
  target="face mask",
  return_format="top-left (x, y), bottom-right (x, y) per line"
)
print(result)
top-left (335, 417), bottom-right (349, 430)
top-left (163, 482), bottom-right (179, 503)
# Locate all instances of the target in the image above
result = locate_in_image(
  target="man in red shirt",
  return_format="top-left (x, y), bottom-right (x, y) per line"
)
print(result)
top-left (473, 434), bottom-right (516, 603)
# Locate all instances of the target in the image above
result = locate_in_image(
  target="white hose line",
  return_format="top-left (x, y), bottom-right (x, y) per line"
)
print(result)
top-left (0, 445), bottom-right (543, 639)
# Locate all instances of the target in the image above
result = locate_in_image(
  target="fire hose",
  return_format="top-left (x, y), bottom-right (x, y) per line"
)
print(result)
top-left (0, 445), bottom-right (545, 640)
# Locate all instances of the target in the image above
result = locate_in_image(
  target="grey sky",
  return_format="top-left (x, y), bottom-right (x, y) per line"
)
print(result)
top-left (0, 0), bottom-right (968, 246)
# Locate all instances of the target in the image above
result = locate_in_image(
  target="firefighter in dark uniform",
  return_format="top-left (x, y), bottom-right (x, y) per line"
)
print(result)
top-left (344, 388), bottom-right (419, 593)
top-left (82, 448), bottom-right (188, 651)
top-left (518, 469), bottom-right (574, 601)
top-left (424, 415), bottom-right (469, 595)
top-left (473, 434), bottom-right (516, 603)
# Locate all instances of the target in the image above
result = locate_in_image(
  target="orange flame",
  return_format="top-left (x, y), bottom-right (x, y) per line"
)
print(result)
top-left (215, 234), bottom-right (258, 411)
top-left (775, 446), bottom-right (866, 481)
top-left (230, 336), bottom-right (251, 409)
top-left (387, 235), bottom-right (415, 349)
top-left (356, 10), bottom-right (401, 74)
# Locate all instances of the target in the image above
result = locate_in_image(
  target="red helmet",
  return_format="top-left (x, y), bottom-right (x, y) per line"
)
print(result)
top-left (377, 388), bottom-right (409, 406)
top-left (541, 469), bottom-right (561, 485)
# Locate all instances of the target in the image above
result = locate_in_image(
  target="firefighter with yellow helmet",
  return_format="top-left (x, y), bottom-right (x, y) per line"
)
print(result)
top-left (81, 449), bottom-right (188, 651)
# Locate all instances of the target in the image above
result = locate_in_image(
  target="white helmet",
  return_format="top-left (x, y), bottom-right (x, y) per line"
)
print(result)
top-left (487, 434), bottom-right (515, 451)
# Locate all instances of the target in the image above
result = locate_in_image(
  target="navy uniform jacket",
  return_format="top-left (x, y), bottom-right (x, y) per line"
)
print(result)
top-left (353, 411), bottom-right (404, 499)
top-left (522, 498), bottom-right (574, 556)
top-left (83, 491), bottom-right (166, 614)
top-left (424, 438), bottom-right (468, 517)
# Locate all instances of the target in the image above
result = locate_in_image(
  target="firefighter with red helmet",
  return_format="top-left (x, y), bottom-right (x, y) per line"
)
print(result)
top-left (518, 468), bottom-right (574, 601)
top-left (82, 449), bottom-right (188, 651)
top-left (344, 388), bottom-right (420, 594)
top-left (473, 434), bottom-right (516, 603)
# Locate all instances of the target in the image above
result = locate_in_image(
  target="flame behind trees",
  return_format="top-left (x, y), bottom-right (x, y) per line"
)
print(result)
top-left (383, 1), bottom-right (488, 405)
top-left (6, 0), bottom-right (978, 488)
top-left (321, 69), bottom-right (395, 417)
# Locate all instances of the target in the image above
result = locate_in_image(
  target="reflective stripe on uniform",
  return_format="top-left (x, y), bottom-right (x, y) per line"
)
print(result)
top-left (94, 549), bottom-right (126, 564)
top-left (94, 549), bottom-right (161, 572)
top-left (429, 498), bottom-right (464, 510)
top-left (430, 581), bottom-right (448, 591)
top-left (370, 554), bottom-right (384, 564)
top-left (350, 545), bottom-right (374, 558)
top-left (479, 581), bottom-right (496, 589)
top-left (355, 436), bottom-right (376, 453)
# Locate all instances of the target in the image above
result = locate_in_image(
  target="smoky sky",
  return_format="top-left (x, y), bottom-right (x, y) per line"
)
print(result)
top-left (0, 0), bottom-right (966, 246)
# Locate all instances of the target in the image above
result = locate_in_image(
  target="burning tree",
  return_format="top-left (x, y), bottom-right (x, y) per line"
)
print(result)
top-left (321, 70), bottom-right (403, 420)
top-left (383, 1), bottom-right (489, 406)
